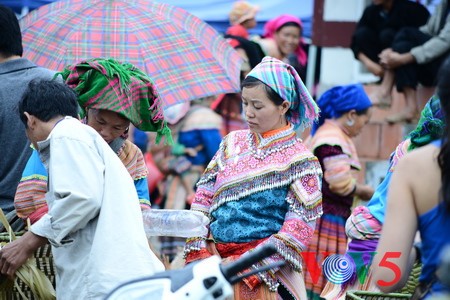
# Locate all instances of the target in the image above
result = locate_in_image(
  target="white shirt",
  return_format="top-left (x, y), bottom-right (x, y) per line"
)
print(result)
top-left (31, 117), bottom-right (164, 299)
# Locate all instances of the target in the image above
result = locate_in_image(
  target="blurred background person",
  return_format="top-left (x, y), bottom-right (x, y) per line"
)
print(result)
top-left (351, 0), bottom-right (429, 81)
top-left (225, 1), bottom-right (264, 78)
top-left (155, 97), bottom-right (222, 262)
top-left (255, 14), bottom-right (308, 81)
top-left (0, 5), bottom-right (56, 227)
top-left (218, 1), bottom-right (264, 136)
top-left (372, 0), bottom-right (450, 124)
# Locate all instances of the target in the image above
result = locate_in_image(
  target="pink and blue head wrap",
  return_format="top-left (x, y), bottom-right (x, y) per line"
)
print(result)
top-left (245, 56), bottom-right (319, 130)
top-left (311, 83), bottom-right (372, 135)
top-left (263, 14), bottom-right (307, 66)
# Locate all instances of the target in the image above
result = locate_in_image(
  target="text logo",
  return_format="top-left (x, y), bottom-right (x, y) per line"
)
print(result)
top-left (301, 252), bottom-right (402, 287)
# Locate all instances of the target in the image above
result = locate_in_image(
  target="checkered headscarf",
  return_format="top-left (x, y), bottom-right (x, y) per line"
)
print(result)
top-left (57, 58), bottom-right (172, 144)
top-left (246, 56), bottom-right (319, 130)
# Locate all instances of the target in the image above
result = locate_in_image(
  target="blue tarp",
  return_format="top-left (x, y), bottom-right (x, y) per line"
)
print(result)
top-left (0, 0), bottom-right (313, 37)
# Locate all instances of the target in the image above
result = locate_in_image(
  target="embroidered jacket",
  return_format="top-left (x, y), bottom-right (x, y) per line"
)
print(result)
top-left (184, 125), bottom-right (323, 290)
top-left (305, 120), bottom-right (362, 198)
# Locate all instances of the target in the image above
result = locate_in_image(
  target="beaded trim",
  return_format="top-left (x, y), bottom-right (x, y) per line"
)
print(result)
top-left (286, 193), bottom-right (323, 222)
top-left (183, 237), bottom-right (207, 258)
top-left (210, 162), bottom-right (320, 213)
top-left (247, 124), bottom-right (299, 160)
top-left (249, 134), bottom-right (299, 160)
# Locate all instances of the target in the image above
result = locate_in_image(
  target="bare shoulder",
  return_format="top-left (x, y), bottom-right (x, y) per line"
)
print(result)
top-left (396, 143), bottom-right (440, 173)
top-left (395, 143), bottom-right (441, 212)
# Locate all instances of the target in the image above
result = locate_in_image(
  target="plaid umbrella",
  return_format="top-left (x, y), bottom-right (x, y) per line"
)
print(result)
top-left (19, 0), bottom-right (242, 115)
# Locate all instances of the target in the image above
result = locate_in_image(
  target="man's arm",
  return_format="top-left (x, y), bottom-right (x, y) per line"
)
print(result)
top-left (31, 135), bottom-right (104, 246)
top-left (0, 231), bottom-right (47, 278)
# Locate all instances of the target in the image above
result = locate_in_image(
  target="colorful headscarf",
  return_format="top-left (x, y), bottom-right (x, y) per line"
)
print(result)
top-left (407, 94), bottom-right (445, 151)
top-left (56, 58), bottom-right (171, 144)
top-left (245, 56), bottom-right (319, 130)
top-left (311, 84), bottom-right (372, 136)
top-left (263, 14), bottom-right (307, 66)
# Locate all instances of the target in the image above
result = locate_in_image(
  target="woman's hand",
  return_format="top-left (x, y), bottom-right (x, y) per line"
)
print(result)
top-left (184, 147), bottom-right (198, 157)
top-left (354, 184), bottom-right (374, 200)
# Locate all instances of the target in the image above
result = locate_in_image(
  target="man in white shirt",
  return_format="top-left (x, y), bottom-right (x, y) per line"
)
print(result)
top-left (0, 79), bottom-right (164, 299)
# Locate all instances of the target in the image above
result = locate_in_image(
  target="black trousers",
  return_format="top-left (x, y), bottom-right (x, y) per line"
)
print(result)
top-left (391, 27), bottom-right (448, 92)
top-left (351, 26), bottom-right (396, 63)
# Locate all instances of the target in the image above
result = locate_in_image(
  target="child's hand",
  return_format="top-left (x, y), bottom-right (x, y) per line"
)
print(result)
top-left (186, 193), bottom-right (195, 205)
top-left (185, 147), bottom-right (198, 157)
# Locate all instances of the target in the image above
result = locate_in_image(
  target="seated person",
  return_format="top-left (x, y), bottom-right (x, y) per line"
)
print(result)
top-left (351, 0), bottom-right (429, 78)
top-left (372, 0), bottom-right (450, 124)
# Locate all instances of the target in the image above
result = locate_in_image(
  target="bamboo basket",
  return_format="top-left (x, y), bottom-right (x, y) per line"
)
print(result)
top-left (346, 291), bottom-right (412, 300)
top-left (346, 260), bottom-right (421, 300)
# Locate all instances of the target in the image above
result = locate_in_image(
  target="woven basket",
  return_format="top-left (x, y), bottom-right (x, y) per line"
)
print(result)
top-left (399, 261), bottom-right (421, 294)
top-left (346, 291), bottom-right (412, 300)
top-left (0, 231), bottom-right (55, 300)
top-left (345, 257), bottom-right (422, 300)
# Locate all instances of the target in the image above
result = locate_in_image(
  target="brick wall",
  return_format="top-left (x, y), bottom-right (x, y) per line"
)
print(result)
top-left (300, 84), bottom-right (435, 186)
top-left (353, 84), bottom-right (436, 185)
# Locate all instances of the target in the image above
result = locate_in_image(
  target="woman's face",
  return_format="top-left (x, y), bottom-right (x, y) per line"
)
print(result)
top-left (87, 109), bottom-right (130, 143)
top-left (274, 25), bottom-right (301, 57)
top-left (346, 108), bottom-right (373, 137)
top-left (242, 85), bottom-right (289, 134)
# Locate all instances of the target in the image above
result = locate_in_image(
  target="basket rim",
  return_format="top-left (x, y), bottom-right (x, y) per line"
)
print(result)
top-left (346, 290), bottom-right (412, 297)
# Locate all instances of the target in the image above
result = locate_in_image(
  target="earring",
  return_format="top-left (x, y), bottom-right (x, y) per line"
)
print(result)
top-left (280, 114), bottom-right (288, 125)
top-left (346, 119), bottom-right (355, 126)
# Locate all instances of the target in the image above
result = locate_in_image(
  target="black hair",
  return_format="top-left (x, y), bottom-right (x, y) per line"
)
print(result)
top-left (241, 76), bottom-right (285, 105)
top-left (437, 54), bottom-right (450, 211)
top-left (276, 21), bottom-right (302, 34)
top-left (355, 108), bottom-right (370, 116)
top-left (18, 79), bottom-right (79, 128)
top-left (0, 5), bottom-right (23, 57)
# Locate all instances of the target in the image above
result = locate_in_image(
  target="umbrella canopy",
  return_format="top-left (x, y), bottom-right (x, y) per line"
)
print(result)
top-left (19, 0), bottom-right (242, 113)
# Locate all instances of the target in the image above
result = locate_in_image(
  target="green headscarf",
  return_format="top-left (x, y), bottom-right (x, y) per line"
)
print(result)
top-left (408, 95), bottom-right (445, 151)
top-left (56, 58), bottom-right (172, 144)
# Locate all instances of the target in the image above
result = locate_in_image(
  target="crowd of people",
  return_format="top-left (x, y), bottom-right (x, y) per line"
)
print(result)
top-left (1, 1), bottom-right (450, 299)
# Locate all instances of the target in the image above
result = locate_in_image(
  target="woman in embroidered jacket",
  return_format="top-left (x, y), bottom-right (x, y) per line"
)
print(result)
top-left (184, 56), bottom-right (323, 300)
top-left (14, 58), bottom-right (171, 224)
top-left (303, 84), bottom-right (374, 300)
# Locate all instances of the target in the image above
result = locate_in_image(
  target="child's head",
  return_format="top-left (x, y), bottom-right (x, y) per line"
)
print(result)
top-left (229, 1), bottom-right (259, 29)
